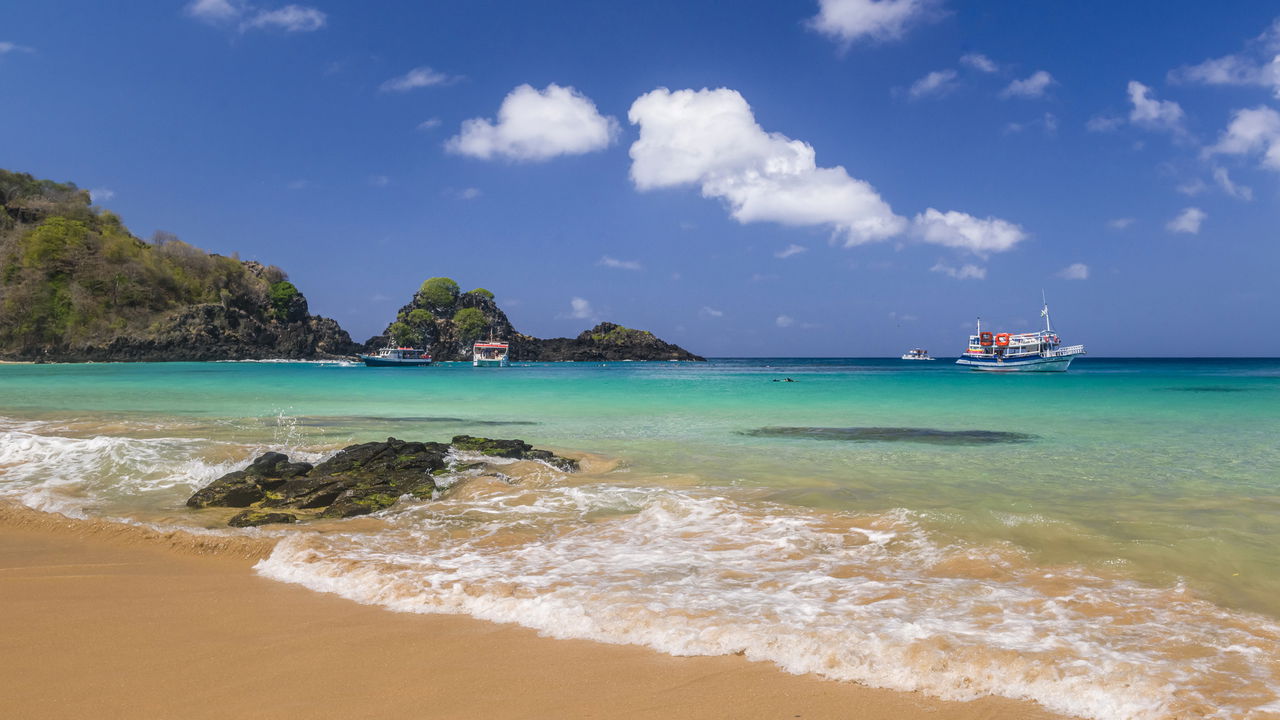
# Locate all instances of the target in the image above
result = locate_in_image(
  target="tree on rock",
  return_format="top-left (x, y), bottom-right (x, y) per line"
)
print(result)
top-left (453, 307), bottom-right (487, 343)
top-left (388, 321), bottom-right (419, 346)
top-left (418, 277), bottom-right (459, 309)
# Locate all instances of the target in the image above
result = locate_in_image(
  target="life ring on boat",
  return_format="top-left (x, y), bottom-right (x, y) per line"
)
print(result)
top-left (995, 333), bottom-right (1011, 347)
top-left (979, 331), bottom-right (994, 347)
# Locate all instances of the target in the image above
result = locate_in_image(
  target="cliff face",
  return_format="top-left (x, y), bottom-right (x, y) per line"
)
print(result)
top-left (0, 169), bottom-right (356, 362)
top-left (368, 278), bottom-right (704, 362)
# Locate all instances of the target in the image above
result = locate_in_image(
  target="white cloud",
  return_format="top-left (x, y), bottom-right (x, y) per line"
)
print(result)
top-left (1176, 178), bottom-right (1207, 196)
top-left (568, 297), bottom-right (595, 320)
top-left (1057, 262), bottom-right (1089, 280)
top-left (628, 87), bottom-right (906, 245)
top-left (185, 0), bottom-right (241, 23)
top-left (286, 179), bottom-right (308, 190)
top-left (960, 53), bottom-right (997, 73)
top-left (89, 188), bottom-right (114, 202)
top-left (911, 208), bottom-right (1026, 256)
top-left (1169, 19), bottom-right (1280, 99)
top-left (1107, 217), bottom-right (1135, 230)
top-left (185, 1), bottom-right (325, 33)
top-left (888, 311), bottom-right (918, 322)
top-left (1001, 70), bottom-right (1055, 99)
top-left (930, 262), bottom-right (986, 280)
top-left (1167, 207), bottom-right (1206, 234)
top-left (775, 243), bottom-right (808, 259)
top-left (381, 67), bottom-right (456, 93)
top-left (775, 315), bottom-right (795, 328)
top-left (0, 41), bottom-right (34, 54)
top-left (598, 256), bottom-right (643, 271)
top-left (907, 69), bottom-right (958, 99)
top-left (368, 175), bottom-right (390, 187)
top-left (448, 83), bottom-right (619, 162)
top-left (1127, 81), bottom-right (1185, 134)
top-left (1086, 114), bottom-right (1124, 133)
top-left (240, 5), bottom-right (325, 32)
top-left (458, 187), bottom-right (482, 200)
top-left (699, 306), bottom-right (724, 318)
top-left (1205, 105), bottom-right (1280, 171)
top-left (1212, 166), bottom-right (1253, 200)
top-left (808, 0), bottom-right (934, 45)
top-left (416, 118), bottom-right (442, 131)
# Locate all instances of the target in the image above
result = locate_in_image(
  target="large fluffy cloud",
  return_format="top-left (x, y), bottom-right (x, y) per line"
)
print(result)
top-left (808, 0), bottom-right (934, 45)
top-left (628, 87), bottom-right (906, 245)
top-left (1206, 106), bottom-right (1280, 170)
top-left (447, 84), bottom-right (618, 162)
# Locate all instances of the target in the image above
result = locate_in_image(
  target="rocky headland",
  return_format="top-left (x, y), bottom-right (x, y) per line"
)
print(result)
top-left (187, 435), bottom-right (579, 526)
top-left (364, 276), bottom-right (704, 362)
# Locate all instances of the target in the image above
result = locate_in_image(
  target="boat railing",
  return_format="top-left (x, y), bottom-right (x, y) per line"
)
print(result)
top-left (1043, 345), bottom-right (1085, 357)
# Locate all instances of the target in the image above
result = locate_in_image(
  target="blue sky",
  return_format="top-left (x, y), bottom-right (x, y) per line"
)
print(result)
top-left (3, 1), bottom-right (1279, 356)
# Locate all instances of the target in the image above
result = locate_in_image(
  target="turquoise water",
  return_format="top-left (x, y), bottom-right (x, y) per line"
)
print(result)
top-left (2, 358), bottom-right (1279, 719)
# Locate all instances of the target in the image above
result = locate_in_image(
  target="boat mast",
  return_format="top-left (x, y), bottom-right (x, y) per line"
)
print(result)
top-left (1041, 290), bottom-right (1052, 334)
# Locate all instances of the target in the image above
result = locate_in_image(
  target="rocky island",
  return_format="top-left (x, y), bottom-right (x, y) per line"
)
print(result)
top-left (187, 435), bottom-right (579, 526)
top-left (0, 169), bottom-right (702, 363)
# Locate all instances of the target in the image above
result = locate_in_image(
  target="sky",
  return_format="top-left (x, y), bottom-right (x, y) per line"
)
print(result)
top-left (3, 0), bottom-right (1279, 357)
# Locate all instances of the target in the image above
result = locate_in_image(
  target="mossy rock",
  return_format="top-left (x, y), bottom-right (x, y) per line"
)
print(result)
top-left (228, 510), bottom-right (297, 527)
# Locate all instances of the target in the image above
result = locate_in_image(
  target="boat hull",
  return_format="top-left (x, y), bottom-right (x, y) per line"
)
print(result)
top-left (956, 355), bottom-right (1077, 372)
top-left (472, 358), bottom-right (509, 367)
top-left (359, 356), bottom-right (434, 367)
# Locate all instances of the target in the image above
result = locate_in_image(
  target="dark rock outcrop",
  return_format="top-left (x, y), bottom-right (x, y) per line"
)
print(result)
top-left (526, 322), bottom-right (703, 362)
top-left (187, 436), bottom-right (578, 526)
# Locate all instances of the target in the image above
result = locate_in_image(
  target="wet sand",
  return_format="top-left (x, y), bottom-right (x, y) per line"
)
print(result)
top-left (0, 505), bottom-right (1067, 720)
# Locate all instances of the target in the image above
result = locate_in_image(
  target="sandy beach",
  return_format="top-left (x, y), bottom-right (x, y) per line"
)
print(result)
top-left (0, 504), bottom-right (1065, 720)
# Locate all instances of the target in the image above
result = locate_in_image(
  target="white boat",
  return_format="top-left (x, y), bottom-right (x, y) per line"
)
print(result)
top-left (473, 341), bottom-right (509, 367)
top-left (358, 345), bottom-right (433, 367)
top-left (901, 348), bottom-right (935, 360)
top-left (955, 300), bottom-right (1085, 372)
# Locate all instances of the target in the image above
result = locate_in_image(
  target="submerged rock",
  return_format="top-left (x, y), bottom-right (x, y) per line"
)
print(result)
top-left (188, 435), bottom-right (578, 525)
top-left (742, 426), bottom-right (1036, 445)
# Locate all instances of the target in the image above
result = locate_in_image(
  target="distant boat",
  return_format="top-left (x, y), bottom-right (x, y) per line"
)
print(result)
top-left (473, 341), bottom-right (509, 367)
top-left (358, 345), bottom-right (433, 367)
top-left (955, 299), bottom-right (1085, 372)
top-left (900, 348), bottom-right (935, 361)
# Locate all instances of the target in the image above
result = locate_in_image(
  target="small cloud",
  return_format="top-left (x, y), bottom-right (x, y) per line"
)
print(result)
top-left (185, 0), bottom-right (241, 24)
top-left (907, 69), bottom-right (958, 99)
top-left (368, 175), bottom-right (390, 187)
top-left (679, 221), bottom-right (697, 231)
top-left (1176, 178), bottom-right (1207, 196)
top-left (1127, 80), bottom-right (1186, 135)
top-left (930, 262), bottom-right (986, 280)
top-left (774, 243), bottom-right (808, 259)
top-left (1107, 217), bottom-right (1135, 230)
top-left (380, 66), bottom-right (458, 93)
top-left (286, 179), bottom-right (308, 190)
top-left (699, 306), bottom-right (724, 318)
top-left (1212, 166), bottom-right (1252, 200)
top-left (807, 0), bottom-right (937, 46)
top-left (568, 297), bottom-right (596, 320)
top-left (458, 187), bottom-right (482, 200)
top-left (1001, 70), bottom-right (1055, 99)
top-left (1168, 18), bottom-right (1280, 99)
top-left (1166, 207), bottom-right (1206, 234)
top-left (448, 83), bottom-right (618, 162)
top-left (598, 256), bottom-right (643, 271)
top-left (89, 188), bottom-right (115, 202)
top-left (751, 273), bottom-right (779, 282)
top-left (912, 208), bottom-right (1026, 256)
top-left (888, 311), bottom-right (918, 322)
top-left (240, 5), bottom-right (325, 32)
top-left (1086, 114), bottom-right (1124, 133)
top-left (960, 53), bottom-right (997, 73)
top-left (1057, 262), bottom-right (1089, 280)
top-left (371, 293), bottom-right (391, 303)
top-left (416, 117), bottom-right (442, 131)
top-left (0, 41), bottom-right (35, 54)
top-left (1204, 106), bottom-right (1280, 172)
top-left (775, 315), bottom-right (795, 328)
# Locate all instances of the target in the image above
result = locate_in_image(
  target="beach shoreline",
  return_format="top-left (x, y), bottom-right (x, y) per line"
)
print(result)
top-left (0, 503), bottom-right (1067, 720)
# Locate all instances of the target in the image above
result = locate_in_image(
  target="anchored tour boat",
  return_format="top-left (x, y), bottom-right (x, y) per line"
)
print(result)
top-left (473, 341), bottom-right (510, 367)
top-left (358, 345), bottom-right (433, 367)
top-left (956, 300), bottom-right (1085, 372)
top-left (901, 348), bottom-right (935, 361)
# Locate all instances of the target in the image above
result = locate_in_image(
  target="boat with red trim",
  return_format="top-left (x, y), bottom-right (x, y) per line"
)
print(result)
top-left (956, 300), bottom-right (1085, 372)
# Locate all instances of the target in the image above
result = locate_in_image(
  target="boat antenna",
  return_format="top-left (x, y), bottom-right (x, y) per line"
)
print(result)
top-left (1041, 289), bottom-right (1052, 334)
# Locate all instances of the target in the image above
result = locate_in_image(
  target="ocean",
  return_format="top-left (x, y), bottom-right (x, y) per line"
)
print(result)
top-left (2, 357), bottom-right (1278, 719)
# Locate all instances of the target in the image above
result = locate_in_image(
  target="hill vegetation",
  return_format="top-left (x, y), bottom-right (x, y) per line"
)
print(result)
top-left (0, 169), bottom-right (354, 361)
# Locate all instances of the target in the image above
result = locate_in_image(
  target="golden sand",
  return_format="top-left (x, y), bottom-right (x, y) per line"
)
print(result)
top-left (0, 504), bottom-right (1067, 720)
